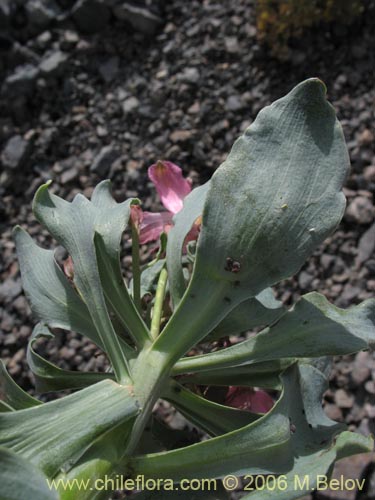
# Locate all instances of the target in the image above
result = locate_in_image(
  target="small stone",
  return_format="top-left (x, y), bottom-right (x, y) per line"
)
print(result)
top-left (112, 3), bottom-right (162, 35)
top-left (170, 130), bottom-right (193, 143)
top-left (61, 30), bottom-right (79, 50)
top-left (60, 167), bottom-right (79, 184)
top-left (98, 56), bottom-right (119, 83)
top-left (72, 0), bottom-right (110, 33)
top-left (346, 196), bottom-right (374, 225)
top-left (320, 254), bottom-right (335, 270)
top-left (365, 380), bottom-right (375, 394)
top-left (3, 64), bottom-right (39, 96)
top-left (0, 279), bottom-right (22, 303)
top-left (0, 0), bottom-right (10, 29)
top-left (90, 145), bottom-right (120, 177)
top-left (363, 165), bottom-right (375, 183)
top-left (358, 128), bottom-right (374, 146)
top-left (122, 96), bottom-right (140, 113)
top-left (1, 135), bottom-right (31, 170)
top-left (12, 295), bottom-right (28, 314)
top-left (226, 95), bottom-right (243, 111)
top-left (224, 36), bottom-right (240, 53)
top-left (60, 346), bottom-right (76, 360)
top-left (298, 271), bottom-right (313, 290)
top-left (338, 284), bottom-right (362, 307)
top-left (178, 67), bottom-right (200, 84)
top-left (334, 388), bottom-right (354, 409)
top-left (37, 30), bottom-right (52, 46)
top-left (39, 50), bottom-right (68, 77)
top-left (26, 0), bottom-right (61, 31)
top-left (187, 101), bottom-right (200, 114)
top-left (355, 223), bottom-right (375, 268)
top-left (96, 125), bottom-right (108, 137)
top-left (324, 403), bottom-right (343, 421)
top-left (351, 352), bottom-right (371, 385)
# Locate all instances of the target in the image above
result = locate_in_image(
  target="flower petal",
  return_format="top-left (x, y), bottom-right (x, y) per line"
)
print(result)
top-left (225, 387), bottom-right (274, 414)
top-left (148, 160), bottom-right (191, 214)
top-left (139, 211), bottom-right (173, 244)
top-left (130, 204), bottom-right (143, 228)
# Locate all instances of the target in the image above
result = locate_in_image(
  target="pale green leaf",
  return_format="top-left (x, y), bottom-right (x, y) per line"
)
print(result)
top-left (27, 323), bottom-right (114, 393)
top-left (175, 293), bottom-right (375, 374)
top-left (0, 446), bottom-right (57, 500)
top-left (207, 288), bottom-right (285, 341)
top-left (155, 78), bottom-right (350, 365)
top-left (163, 381), bottom-right (257, 436)
top-left (32, 183), bottom-right (132, 381)
top-left (0, 360), bottom-right (41, 410)
top-left (14, 226), bottom-right (101, 348)
top-left (0, 379), bottom-right (139, 477)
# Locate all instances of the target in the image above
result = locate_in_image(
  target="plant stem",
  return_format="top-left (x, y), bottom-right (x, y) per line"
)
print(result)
top-left (150, 267), bottom-right (168, 340)
top-left (131, 223), bottom-right (142, 314)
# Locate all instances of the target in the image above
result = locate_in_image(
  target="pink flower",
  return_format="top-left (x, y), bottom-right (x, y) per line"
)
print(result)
top-left (225, 387), bottom-right (274, 414)
top-left (139, 160), bottom-right (193, 244)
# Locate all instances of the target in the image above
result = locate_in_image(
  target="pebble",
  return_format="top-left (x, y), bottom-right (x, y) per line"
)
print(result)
top-left (72, 0), bottom-right (111, 34)
top-left (112, 2), bottom-right (163, 35)
top-left (39, 50), bottom-right (68, 77)
top-left (351, 352), bottom-right (371, 385)
top-left (122, 96), bottom-right (140, 113)
top-left (60, 167), bottom-right (79, 185)
top-left (170, 129), bottom-right (193, 143)
top-left (90, 145), bottom-right (120, 177)
top-left (346, 196), bottom-right (374, 225)
top-left (355, 223), bottom-right (375, 268)
top-left (334, 389), bottom-right (354, 409)
top-left (1, 135), bottom-right (31, 170)
top-left (3, 64), bottom-right (39, 96)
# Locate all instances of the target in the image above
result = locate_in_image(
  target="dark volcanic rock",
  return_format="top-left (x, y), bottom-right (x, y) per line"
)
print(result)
top-left (0, 0), bottom-right (11, 30)
top-left (2, 64), bottom-right (39, 96)
top-left (90, 144), bottom-right (121, 177)
top-left (112, 2), bottom-right (162, 34)
top-left (71, 0), bottom-right (111, 33)
top-left (26, 0), bottom-right (62, 32)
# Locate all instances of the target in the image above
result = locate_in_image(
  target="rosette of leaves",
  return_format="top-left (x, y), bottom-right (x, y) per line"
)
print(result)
top-left (1, 79), bottom-right (374, 500)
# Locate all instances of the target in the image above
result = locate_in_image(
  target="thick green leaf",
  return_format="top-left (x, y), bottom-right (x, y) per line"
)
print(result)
top-left (207, 288), bottom-right (285, 341)
top-left (92, 181), bottom-right (150, 347)
top-left (155, 79), bottom-right (350, 368)
top-left (128, 365), bottom-right (370, 485)
top-left (127, 365), bottom-right (305, 480)
top-left (0, 360), bottom-right (41, 410)
top-left (243, 364), bottom-right (372, 499)
top-left (0, 446), bottom-right (57, 500)
top-left (55, 421), bottom-right (135, 500)
top-left (32, 182), bottom-right (132, 381)
top-left (243, 431), bottom-right (372, 500)
top-left (0, 379), bottom-right (139, 477)
top-left (14, 226), bottom-right (102, 349)
top-left (0, 401), bottom-right (14, 412)
top-left (163, 381), bottom-right (257, 436)
top-left (175, 293), bottom-right (375, 373)
top-left (27, 323), bottom-right (114, 393)
top-left (174, 359), bottom-right (293, 389)
top-left (167, 182), bottom-right (210, 307)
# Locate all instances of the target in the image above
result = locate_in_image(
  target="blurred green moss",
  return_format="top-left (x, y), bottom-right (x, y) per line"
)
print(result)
top-left (256, 0), bottom-right (364, 58)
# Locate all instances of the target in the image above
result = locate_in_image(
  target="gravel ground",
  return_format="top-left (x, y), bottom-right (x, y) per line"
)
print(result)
top-left (0, 1), bottom-right (374, 498)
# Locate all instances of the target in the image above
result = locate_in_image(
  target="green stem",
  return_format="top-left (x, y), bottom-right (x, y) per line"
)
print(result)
top-left (131, 223), bottom-right (142, 314)
top-left (150, 267), bottom-right (168, 340)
